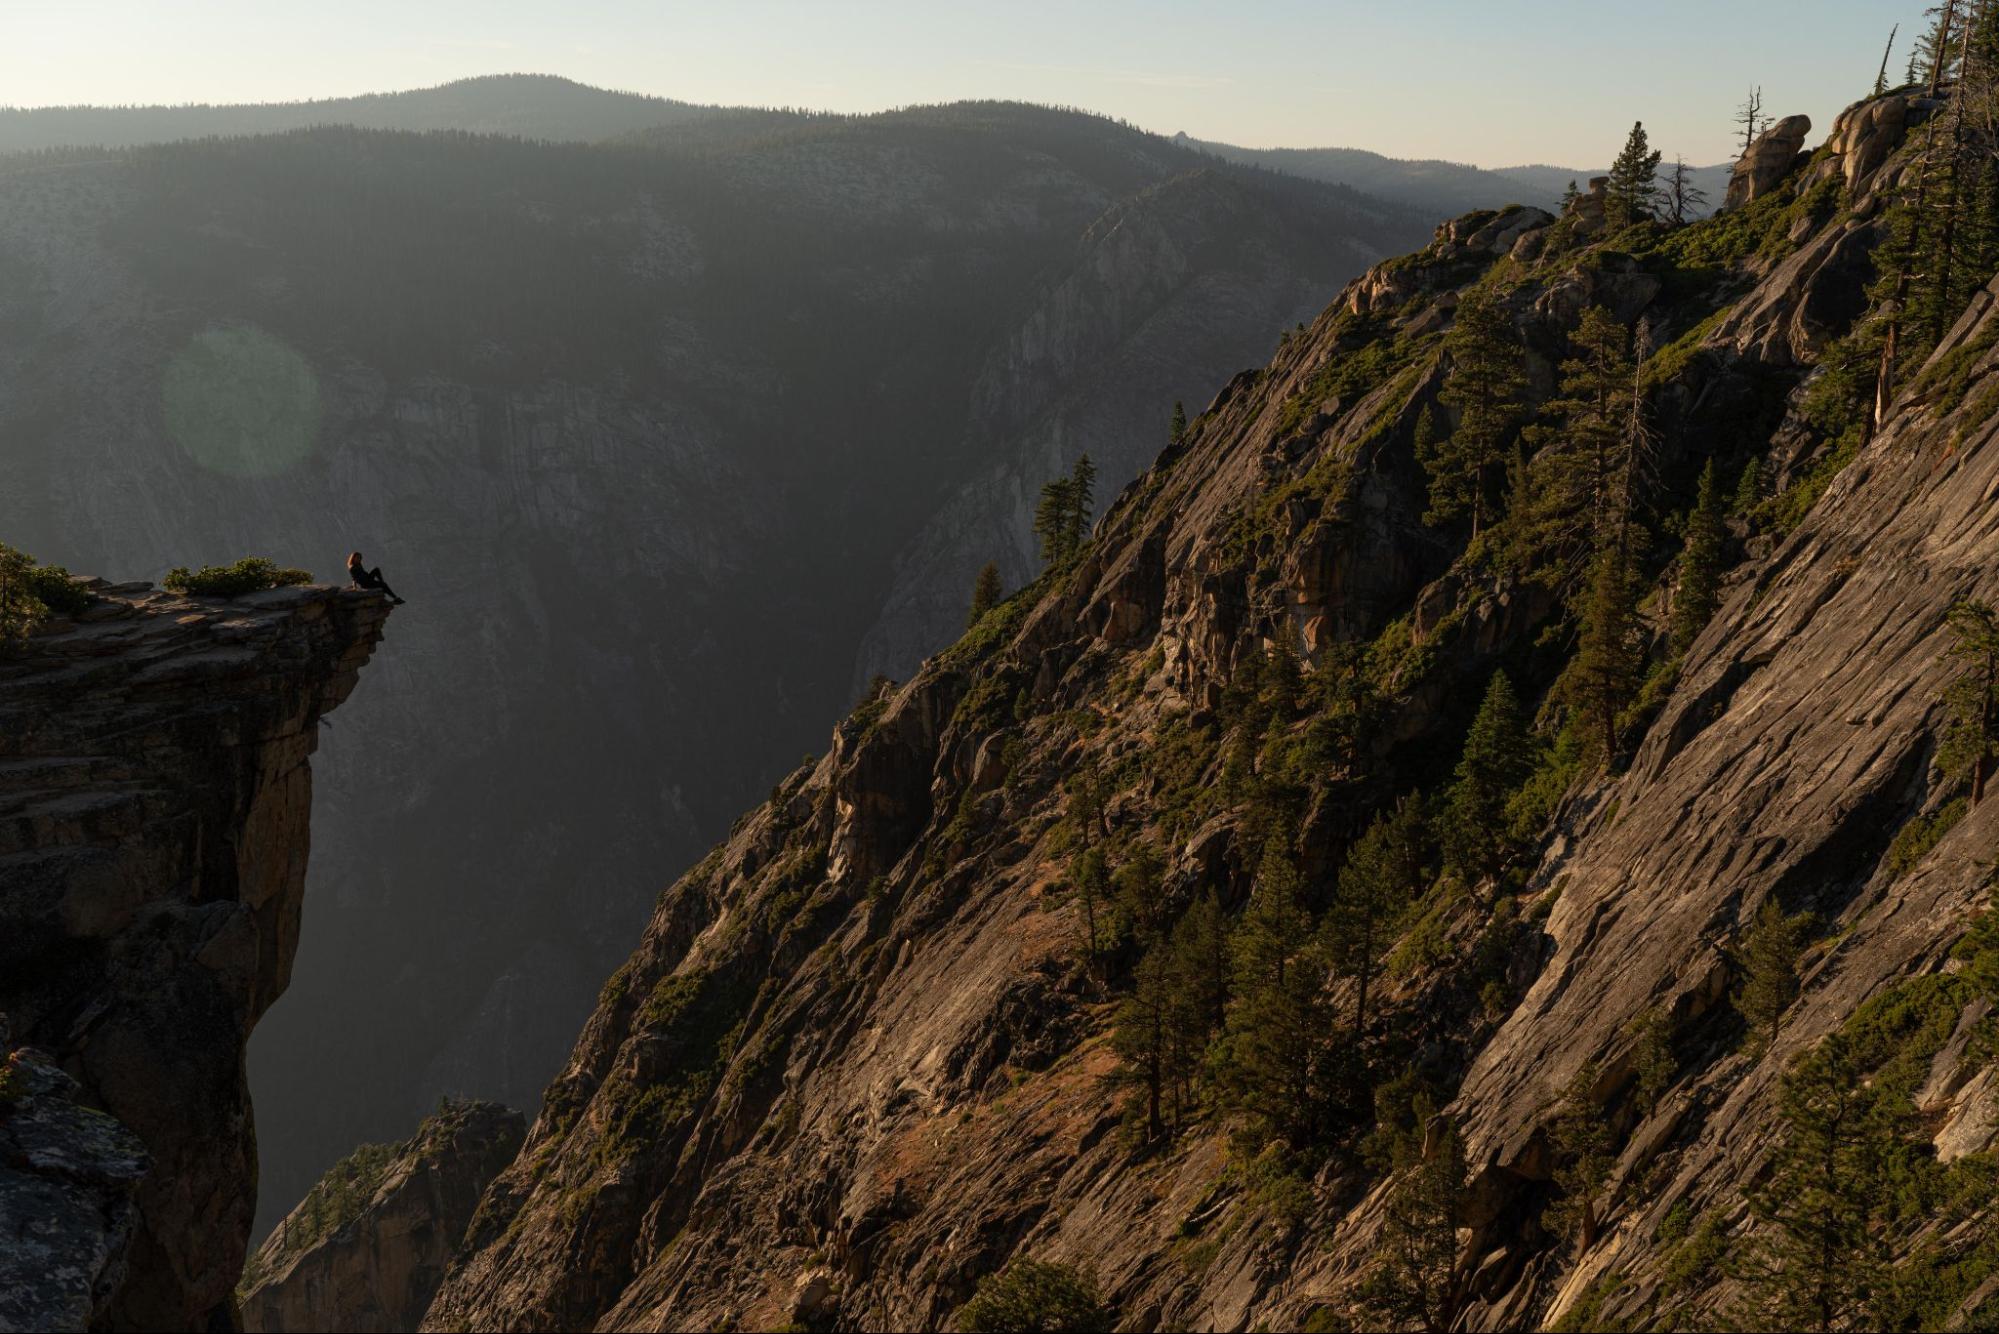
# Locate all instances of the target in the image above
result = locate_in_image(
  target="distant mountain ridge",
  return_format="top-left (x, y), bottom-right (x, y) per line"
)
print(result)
top-left (1, 74), bottom-right (1731, 224)
top-left (1174, 133), bottom-right (1734, 218)
top-left (0, 73), bottom-right (727, 151)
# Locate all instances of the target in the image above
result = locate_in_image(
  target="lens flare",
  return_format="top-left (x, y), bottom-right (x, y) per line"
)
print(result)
top-left (163, 325), bottom-right (320, 478)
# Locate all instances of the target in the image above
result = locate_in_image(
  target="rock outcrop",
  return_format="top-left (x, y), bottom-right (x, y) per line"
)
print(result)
top-left (428, 86), bottom-right (1993, 1334)
top-left (0, 1038), bottom-right (149, 1334)
top-left (1724, 113), bottom-right (1812, 209)
top-left (241, 1099), bottom-right (525, 1334)
top-left (0, 581), bottom-right (389, 1330)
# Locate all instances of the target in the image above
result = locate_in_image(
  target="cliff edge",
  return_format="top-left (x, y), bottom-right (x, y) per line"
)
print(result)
top-left (0, 580), bottom-right (389, 1331)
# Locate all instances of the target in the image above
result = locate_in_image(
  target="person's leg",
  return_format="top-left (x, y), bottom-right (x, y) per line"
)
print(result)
top-left (370, 569), bottom-right (405, 604)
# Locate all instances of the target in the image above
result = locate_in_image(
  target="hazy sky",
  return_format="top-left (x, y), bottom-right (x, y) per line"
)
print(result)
top-left (2, 0), bottom-right (1936, 166)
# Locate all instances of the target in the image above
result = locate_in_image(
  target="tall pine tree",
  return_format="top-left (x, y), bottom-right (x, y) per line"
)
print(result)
top-left (1033, 475), bottom-right (1078, 566)
top-left (1671, 460), bottom-right (1726, 654)
top-left (1441, 671), bottom-right (1534, 889)
top-left (1217, 842), bottom-right (1337, 1144)
top-left (1731, 1033), bottom-right (1928, 1333)
top-left (1518, 306), bottom-right (1635, 590)
top-left (1426, 290), bottom-right (1526, 538)
top-left (1605, 121), bottom-right (1663, 228)
top-left (1328, 797), bottom-right (1427, 1046)
top-left (1358, 1117), bottom-right (1473, 1332)
top-left (1572, 541), bottom-right (1644, 771)
top-left (967, 561), bottom-right (1004, 628)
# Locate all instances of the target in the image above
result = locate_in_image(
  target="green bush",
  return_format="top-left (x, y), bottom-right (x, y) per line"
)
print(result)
top-left (957, 1259), bottom-right (1114, 1333)
top-left (0, 542), bottom-right (93, 635)
top-left (1883, 798), bottom-right (1969, 881)
top-left (165, 557), bottom-right (313, 598)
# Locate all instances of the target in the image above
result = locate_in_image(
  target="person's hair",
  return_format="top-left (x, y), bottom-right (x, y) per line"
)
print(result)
top-left (347, 551), bottom-right (363, 565)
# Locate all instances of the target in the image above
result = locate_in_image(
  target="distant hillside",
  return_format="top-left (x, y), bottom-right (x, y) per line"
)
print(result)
top-left (1177, 133), bottom-right (1733, 218)
top-left (0, 73), bottom-right (722, 150)
top-left (1, 74), bottom-right (1734, 224)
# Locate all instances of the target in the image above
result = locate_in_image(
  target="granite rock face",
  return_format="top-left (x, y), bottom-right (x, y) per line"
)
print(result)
top-left (0, 582), bottom-right (388, 1330)
top-left (422, 86), bottom-right (1999, 1333)
top-left (0, 1042), bottom-right (149, 1334)
top-left (241, 1099), bottom-right (525, 1334)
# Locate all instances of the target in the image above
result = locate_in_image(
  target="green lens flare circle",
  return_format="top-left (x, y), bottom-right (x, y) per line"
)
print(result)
top-left (163, 325), bottom-right (321, 478)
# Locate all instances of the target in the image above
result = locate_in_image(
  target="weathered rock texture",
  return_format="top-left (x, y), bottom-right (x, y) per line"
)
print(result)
top-left (410, 86), bottom-right (1999, 1333)
top-left (1724, 113), bottom-right (1812, 209)
top-left (0, 1040), bottom-right (150, 1334)
top-left (241, 1099), bottom-right (525, 1334)
top-left (0, 582), bottom-right (388, 1330)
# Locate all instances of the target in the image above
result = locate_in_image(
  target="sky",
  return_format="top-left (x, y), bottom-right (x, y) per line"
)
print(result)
top-left (0, 0), bottom-right (1938, 167)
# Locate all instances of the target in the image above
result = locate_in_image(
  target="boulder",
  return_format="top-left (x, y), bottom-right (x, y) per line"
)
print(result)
top-left (0, 1045), bottom-right (150, 1334)
top-left (1725, 114), bottom-right (1812, 210)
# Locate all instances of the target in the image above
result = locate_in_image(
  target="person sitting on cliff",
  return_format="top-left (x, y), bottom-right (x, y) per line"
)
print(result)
top-left (346, 551), bottom-right (406, 605)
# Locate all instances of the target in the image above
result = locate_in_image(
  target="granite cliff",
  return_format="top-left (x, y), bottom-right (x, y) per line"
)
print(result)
top-left (0, 580), bottom-right (388, 1329)
top-left (240, 1099), bottom-right (525, 1334)
top-left (0, 104), bottom-right (1427, 1224)
top-left (421, 84), bottom-right (1999, 1332)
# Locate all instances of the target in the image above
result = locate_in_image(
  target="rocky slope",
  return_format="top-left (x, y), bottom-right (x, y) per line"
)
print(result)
top-left (0, 1038), bottom-right (150, 1333)
top-left (0, 102), bottom-right (1427, 1228)
top-left (0, 580), bottom-right (389, 1329)
top-left (240, 1099), bottom-right (525, 1334)
top-left (423, 87), bottom-right (1999, 1331)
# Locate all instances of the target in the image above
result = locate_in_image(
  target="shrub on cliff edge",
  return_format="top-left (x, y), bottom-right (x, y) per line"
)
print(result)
top-left (164, 557), bottom-right (312, 598)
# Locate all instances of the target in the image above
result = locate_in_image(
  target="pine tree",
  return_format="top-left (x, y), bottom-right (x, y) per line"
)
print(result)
top-left (1113, 942), bottom-right (1174, 1141)
top-left (1033, 475), bottom-right (1077, 566)
top-left (1358, 1117), bottom-right (1473, 1332)
top-left (1113, 842), bottom-right (1169, 944)
top-left (1731, 1033), bottom-right (1927, 1333)
top-left (1572, 542), bottom-right (1643, 771)
top-left (1066, 453), bottom-right (1098, 552)
top-left (1671, 460), bottom-right (1727, 654)
top-left (1073, 846), bottom-right (1110, 970)
top-left (1735, 899), bottom-right (1809, 1048)
top-left (1916, 1), bottom-right (1964, 95)
top-left (1174, 889), bottom-right (1231, 1039)
top-left (1426, 290), bottom-right (1526, 538)
top-left (1327, 797), bottom-right (1427, 1045)
top-left (1547, 1065), bottom-right (1613, 1249)
top-left (1560, 179), bottom-right (1580, 212)
top-left (1628, 1007), bottom-right (1676, 1114)
top-left (967, 561), bottom-right (1004, 628)
top-left (1311, 641), bottom-right (1381, 774)
top-left (1262, 633), bottom-right (1304, 723)
top-left (1218, 842), bottom-right (1336, 1144)
top-left (1665, 156), bottom-right (1709, 225)
top-left (1518, 307), bottom-right (1635, 587)
top-left (1441, 671), bottom-right (1534, 888)
top-left (1605, 121), bottom-right (1664, 228)
top-left (1940, 597), bottom-right (1999, 804)
top-left (1170, 400), bottom-right (1189, 443)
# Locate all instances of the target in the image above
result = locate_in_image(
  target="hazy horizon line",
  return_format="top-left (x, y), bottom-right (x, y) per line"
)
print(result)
top-left (0, 69), bottom-right (1743, 175)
